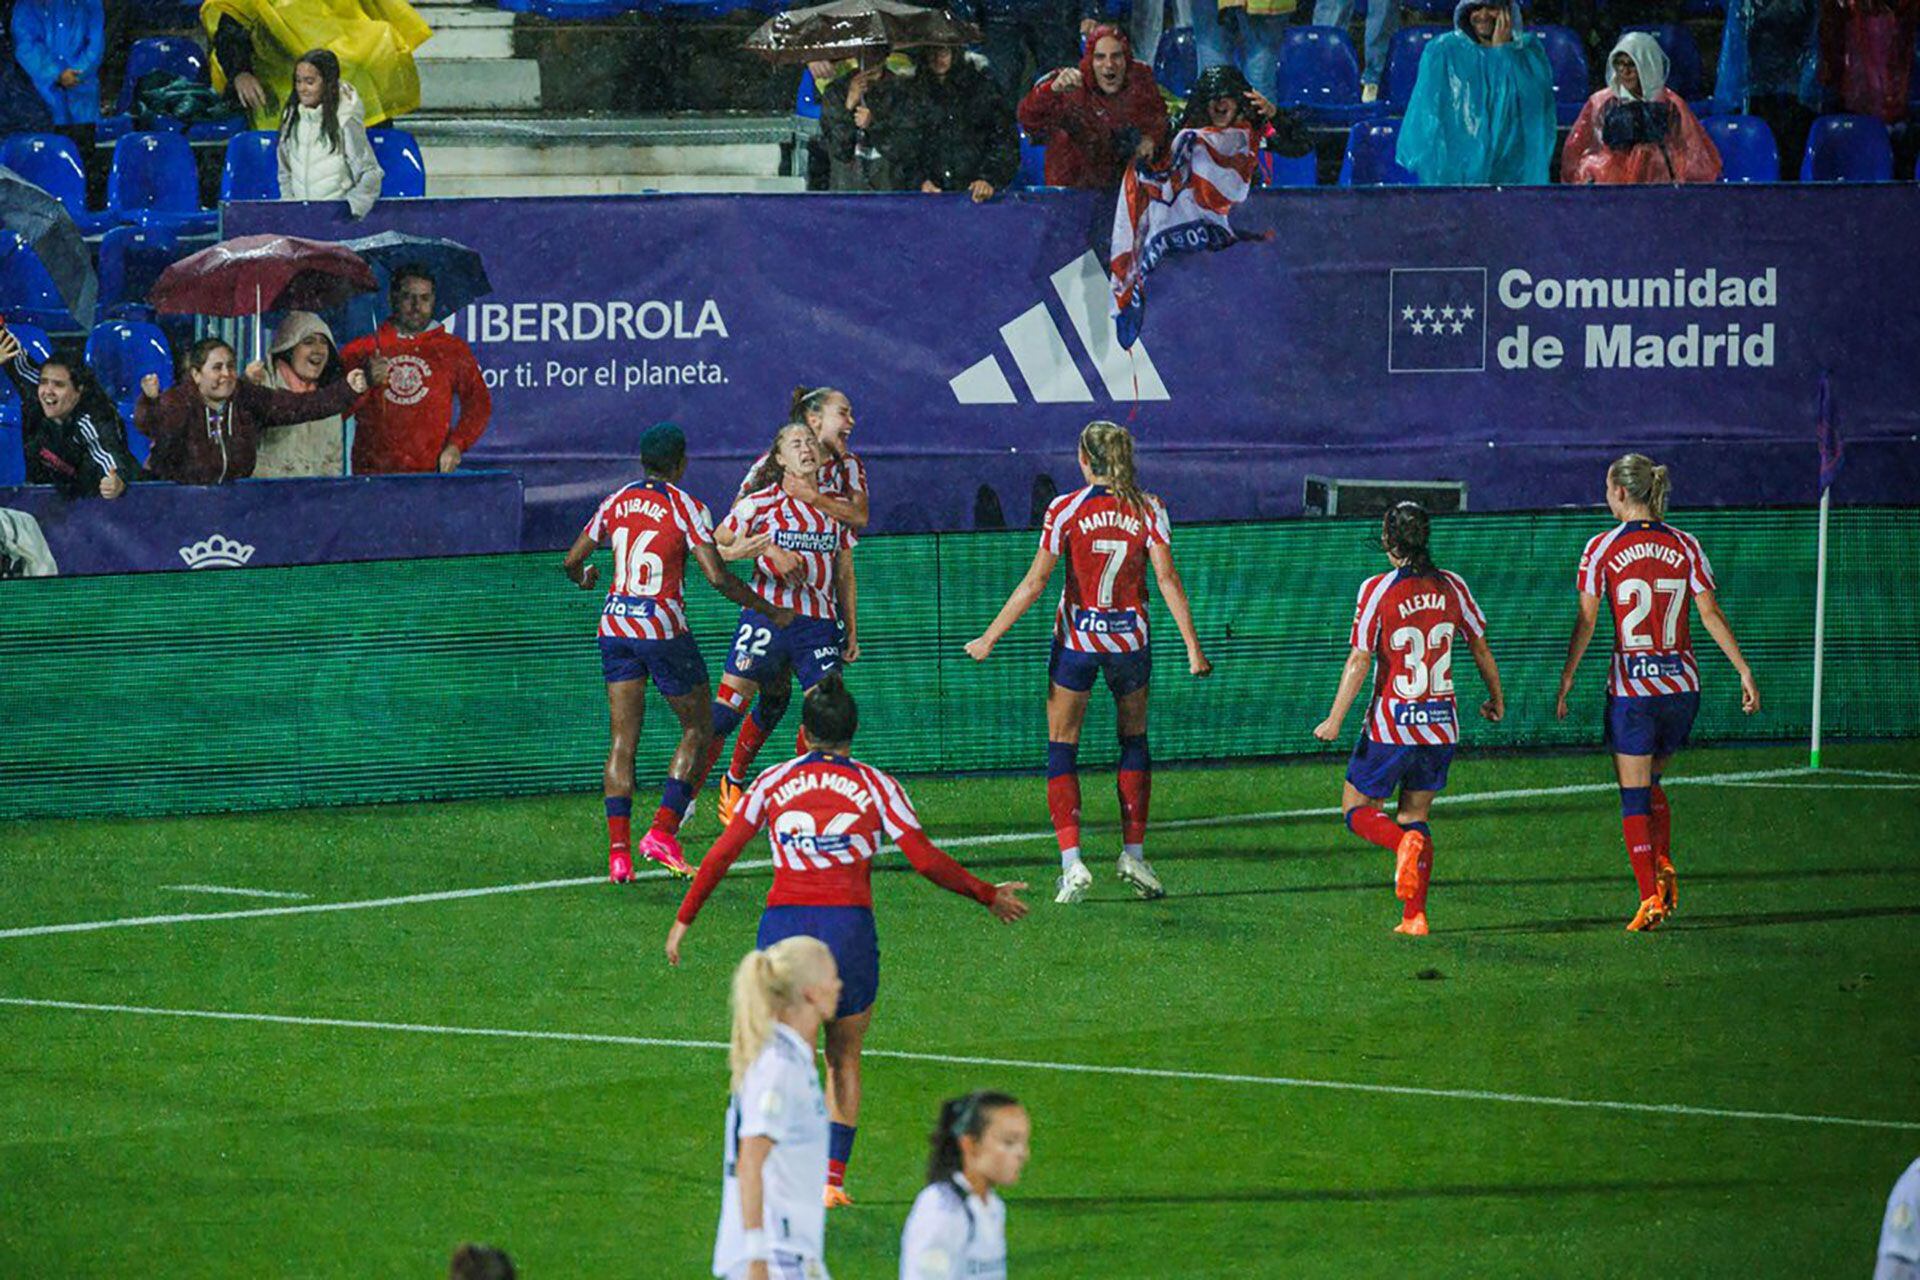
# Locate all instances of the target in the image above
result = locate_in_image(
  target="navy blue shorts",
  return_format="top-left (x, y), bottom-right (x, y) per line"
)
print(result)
top-left (1346, 735), bottom-right (1455, 799)
top-left (598, 631), bottom-right (709, 698)
top-left (1605, 692), bottom-right (1699, 758)
top-left (724, 608), bottom-right (842, 692)
top-left (1049, 641), bottom-right (1153, 697)
top-left (757, 905), bottom-right (879, 1019)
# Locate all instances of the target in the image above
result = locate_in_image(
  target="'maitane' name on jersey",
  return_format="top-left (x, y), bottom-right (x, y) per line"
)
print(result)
top-left (1041, 485), bottom-right (1172, 655)
top-left (723, 486), bottom-right (854, 620)
top-left (1576, 520), bottom-right (1717, 697)
top-left (582, 479), bottom-right (714, 641)
top-left (1350, 567), bottom-right (1488, 745)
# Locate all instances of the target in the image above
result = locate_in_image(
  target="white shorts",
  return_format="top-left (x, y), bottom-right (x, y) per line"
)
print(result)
top-left (723, 1252), bottom-right (830, 1280)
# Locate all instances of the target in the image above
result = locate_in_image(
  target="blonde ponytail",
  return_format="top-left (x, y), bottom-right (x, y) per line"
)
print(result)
top-left (1608, 452), bottom-right (1671, 520)
top-left (1079, 421), bottom-right (1150, 513)
top-left (728, 936), bottom-right (834, 1091)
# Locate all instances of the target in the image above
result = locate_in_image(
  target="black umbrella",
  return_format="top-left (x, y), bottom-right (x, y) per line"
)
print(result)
top-left (744, 0), bottom-right (980, 65)
top-left (0, 166), bottom-right (95, 328)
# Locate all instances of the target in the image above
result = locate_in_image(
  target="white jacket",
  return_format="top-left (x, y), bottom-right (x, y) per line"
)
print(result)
top-left (277, 81), bottom-right (384, 218)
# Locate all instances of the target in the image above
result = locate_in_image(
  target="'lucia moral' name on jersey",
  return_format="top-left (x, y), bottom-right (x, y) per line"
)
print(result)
top-left (614, 497), bottom-right (671, 523)
top-left (1076, 509), bottom-right (1143, 538)
top-left (771, 770), bottom-right (874, 812)
top-left (1608, 541), bottom-right (1687, 572)
top-left (1397, 592), bottom-right (1450, 619)
top-left (774, 529), bottom-right (843, 553)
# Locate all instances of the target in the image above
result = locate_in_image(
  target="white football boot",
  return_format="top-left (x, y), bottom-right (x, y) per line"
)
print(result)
top-left (1116, 851), bottom-right (1165, 900)
top-left (1054, 859), bottom-right (1093, 904)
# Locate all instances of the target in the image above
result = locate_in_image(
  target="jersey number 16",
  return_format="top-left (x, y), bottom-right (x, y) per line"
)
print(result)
top-left (611, 528), bottom-right (665, 597)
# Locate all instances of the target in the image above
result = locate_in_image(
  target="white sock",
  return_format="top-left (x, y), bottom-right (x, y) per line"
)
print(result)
top-left (1060, 846), bottom-right (1083, 871)
top-left (1123, 842), bottom-right (1145, 861)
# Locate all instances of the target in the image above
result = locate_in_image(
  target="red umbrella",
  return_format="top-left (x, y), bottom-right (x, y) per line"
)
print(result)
top-left (148, 234), bottom-right (378, 317)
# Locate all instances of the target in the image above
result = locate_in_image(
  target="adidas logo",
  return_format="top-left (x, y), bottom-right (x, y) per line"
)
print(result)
top-left (179, 533), bottom-right (256, 570)
top-left (950, 251), bottom-right (1170, 405)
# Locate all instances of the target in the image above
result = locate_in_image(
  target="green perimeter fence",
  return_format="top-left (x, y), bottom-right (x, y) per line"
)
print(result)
top-left (2, 508), bottom-right (1914, 820)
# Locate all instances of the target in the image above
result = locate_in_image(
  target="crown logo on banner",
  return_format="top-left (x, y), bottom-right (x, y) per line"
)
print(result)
top-left (178, 533), bottom-right (257, 570)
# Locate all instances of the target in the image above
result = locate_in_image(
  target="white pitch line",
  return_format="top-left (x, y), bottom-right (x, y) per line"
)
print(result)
top-left (1717, 781), bottom-right (1920, 791)
top-left (0, 765), bottom-right (1837, 942)
top-left (163, 884), bottom-right (312, 901)
top-left (1, 996), bottom-right (1913, 1135)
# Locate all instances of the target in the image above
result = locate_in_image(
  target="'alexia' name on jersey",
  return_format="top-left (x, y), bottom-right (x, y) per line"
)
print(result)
top-left (771, 769), bottom-right (876, 812)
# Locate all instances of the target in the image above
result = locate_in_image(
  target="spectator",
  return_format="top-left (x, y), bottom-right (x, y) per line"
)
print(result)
top-left (1716, 0), bottom-right (1821, 167)
top-left (339, 265), bottom-right (491, 474)
top-left (820, 60), bottom-right (920, 191)
top-left (202, 0), bottom-right (431, 130)
top-left (1192, 0), bottom-right (1298, 102)
top-left (0, 507), bottom-right (58, 577)
top-left (11, 0), bottom-right (103, 125)
top-left (1562, 34), bottom-right (1723, 183)
top-left (1396, 0), bottom-right (1557, 185)
top-left (901, 43), bottom-right (1019, 201)
top-left (447, 1243), bottom-right (514, 1280)
top-left (1129, 0), bottom-right (1188, 94)
top-left (1017, 25), bottom-right (1170, 189)
top-left (961, 0), bottom-right (1097, 105)
top-left (137, 337), bottom-right (367, 485)
top-left (245, 311), bottom-right (352, 477)
top-left (0, 328), bottom-right (139, 500)
top-left (1311, 0), bottom-right (1397, 102)
top-left (277, 48), bottom-right (384, 218)
top-left (0, 17), bottom-right (52, 134)
top-left (1173, 63), bottom-right (1280, 133)
top-left (1818, 0), bottom-right (1919, 124)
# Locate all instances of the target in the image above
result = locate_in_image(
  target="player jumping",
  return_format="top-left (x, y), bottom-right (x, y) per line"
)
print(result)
top-left (1555, 453), bottom-right (1760, 931)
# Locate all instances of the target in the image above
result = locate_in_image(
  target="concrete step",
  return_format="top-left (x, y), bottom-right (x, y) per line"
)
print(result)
top-left (418, 24), bottom-right (515, 59)
top-left (417, 57), bottom-right (543, 111)
top-left (414, 3), bottom-right (517, 28)
top-left (428, 172), bottom-right (806, 196)
top-left (420, 140), bottom-right (785, 178)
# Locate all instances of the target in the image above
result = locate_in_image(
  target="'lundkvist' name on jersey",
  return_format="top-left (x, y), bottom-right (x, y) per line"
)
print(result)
top-left (1576, 520), bottom-right (1716, 697)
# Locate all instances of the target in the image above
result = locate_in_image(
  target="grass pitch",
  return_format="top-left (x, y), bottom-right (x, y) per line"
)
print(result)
top-left (2, 742), bottom-right (1917, 1278)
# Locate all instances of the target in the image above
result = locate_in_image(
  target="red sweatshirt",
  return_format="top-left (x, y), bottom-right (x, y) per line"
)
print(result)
top-left (339, 324), bottom-right (492, 474)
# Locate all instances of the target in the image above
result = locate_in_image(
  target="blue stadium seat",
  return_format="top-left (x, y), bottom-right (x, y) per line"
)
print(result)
top-left (107, 132), bottom-right (216, 233)
top-left (86, 320), bottom-right (176, 465)
top-left (1015, 129), bottom-right (1047, 189)
top-left (1338, 116), bottom-right (1416, 185)
top-left (0, 133), bottom-right (113, 235)
top-left (1621, 24), bottom-right (1707, 101)
top-left (98, 225), bottom-right (183, 322)
top-left (367, 127), bottom-right (426, 198)
top-left (1383, 26), bottom-right (1443, 112)
top-left (115, 36), bottom-right (208, 115)
top-left (1277, 27), bottom-right (1373, 124)
top-left (220, 131), bottom-right (281, 202)
top-left (0, 382), bottom-right (21, 485)
top-left (1701, 114), bottom-right (1778, 182)
top-left (1799, 113), bottom-right (1893, 181)
top-left (1260, 149), bottom-right (1318, 186)
top-left (1533, 24), bottom-right (1590, 126)
top-left (1153, 26), bottom-right (1198, 99)
top-left (0, 234), bottom-right (79, 331)
top-left (795, 70), bottom-right (821, 119)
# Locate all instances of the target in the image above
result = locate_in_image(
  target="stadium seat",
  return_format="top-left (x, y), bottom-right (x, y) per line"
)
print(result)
top-left (367, 128), bottom-right (427, 198)
top-left (0, 133), bottom-right (112, 235)
top-left (1338, 116), bottom-right (1416, 185)
top-left (795, 70), bottom-right (821, 120)
top-left (1533, 24), bottom-right (1590, 126)
top-left (1015, 129), bottom-right (1047, 189)
top-left (0, 381), bottom-right (21, 486)
top-left (1154, 26), bottom-right (1198, 99)
top-left (86, 320), bottom-right (175, 464)
top-left (1276, 27), bottom-right (1374, 124)
top-left (1701, 114), bottom-right (1778, 182)
top-left (527, 0), bottom-right (638, 17)
top-left (220, 131), bottom-right (281, 203)
top-left (1799, 113), bottom-right (1893, 181)
top-left (114, 36), bottom-right (208, 115)
top-left (1620, 24), bottom-right (1707, 101)
top-left (107, 132), bottom-right (216, 233)
top-left (1261, 149), bottom-right (1318, 186)
top-left (0, 234), bottom-right (79, 331)
top-left (1382, 26), bottom-right (1443, 112)
top-left (98, 225), bottom-right (183, 322)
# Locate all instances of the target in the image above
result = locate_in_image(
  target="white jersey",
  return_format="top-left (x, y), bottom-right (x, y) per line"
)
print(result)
top-left (714, 1023), bottom-right (831, 1278)
top-left (899, 1176), bottom-right (1007, 1280)
top-left (1881, 1157), bottom-right (1920, 1280)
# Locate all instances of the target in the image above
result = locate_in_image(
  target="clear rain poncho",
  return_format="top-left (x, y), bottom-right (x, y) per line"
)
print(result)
top-left (1395, 0), bottom-right (1557, 185)
top-left (1561, 32), bottom-right (1723, 184)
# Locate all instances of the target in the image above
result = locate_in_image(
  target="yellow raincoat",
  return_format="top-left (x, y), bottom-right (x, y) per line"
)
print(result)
top-left (201, 0), bottom-right (432, 129)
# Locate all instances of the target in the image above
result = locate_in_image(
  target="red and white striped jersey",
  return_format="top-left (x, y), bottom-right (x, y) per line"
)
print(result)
top-left (1350, 567), bottom-right (1488, 746)
top-left (732, 752), bottom-right (923, 909)
top-left (1576, 520), bottom-right (1717, 697)
top-left (582, 479), bottom-right (714, 641)
top-left (1040, 485), bottom-right (1172, 654)
top-left (736, 450), bottom-right (868, 504)
top-left (722, 486), bottom-right (853, 620)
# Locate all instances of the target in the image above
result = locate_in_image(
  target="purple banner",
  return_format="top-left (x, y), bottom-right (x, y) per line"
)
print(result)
top-left (1, 472), bottom-right (523, 576)
top-left (227, 188), bottom-right (1920, 546)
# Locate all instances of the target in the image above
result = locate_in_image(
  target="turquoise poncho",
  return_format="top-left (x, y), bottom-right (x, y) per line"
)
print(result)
top-left (1395, 0), bottom-right (1558, 185)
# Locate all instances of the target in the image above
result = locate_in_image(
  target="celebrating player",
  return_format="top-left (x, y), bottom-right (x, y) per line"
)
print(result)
top-left (713, 388), bottom-right (871, 822)
top-left (561, 423), bottom-right (794, 884)
top-left (712, 936), bottom-right (839, 1280)
top-left (898, 1091), bottom-right (1029, 1280)
top-left (668, 677), bottom-right (1028, 1209)
top-left (1555, 454), bottom-right (1759, 932)
top-left (964, 421), bottom-right (1211, 905)
top-left (1312, 503), bottom-right (1504, 936)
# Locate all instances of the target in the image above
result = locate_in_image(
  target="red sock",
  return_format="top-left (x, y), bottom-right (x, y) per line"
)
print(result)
top-left (1650, 785), bottom-right (1671, 864)
top-left (1405, 844), bottom-right (1434, 917)
top-left (1117, 770), bottom-right (1150, 845)
top-left (1622, 814), bottom-right (1657, 898)
top-left (827, 1158), bottom-right (847, 1188)
top-left (1346, 805), bottom-right (1406, 853)
top-left (607, 811), bottom-right (631, 854)
top-left (689, 733), bottom-right (728, 797)
top-left (728, 715), bottom-right (771, 786)
top-left (1047, 774), bottom-right (1081, 853)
